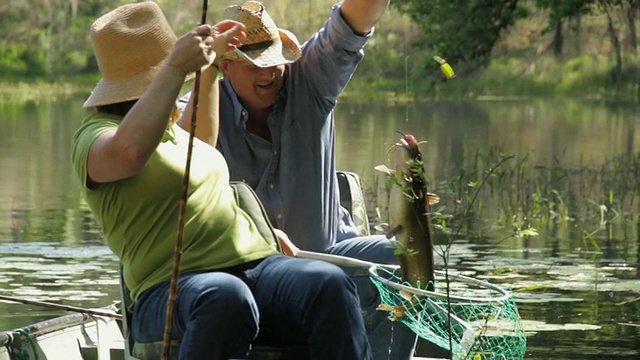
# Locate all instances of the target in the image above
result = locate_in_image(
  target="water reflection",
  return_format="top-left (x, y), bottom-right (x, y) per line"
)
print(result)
top-left (0, 97), bottom-right (638, 359)
top-left (336, 99), bottom-right (640, 180)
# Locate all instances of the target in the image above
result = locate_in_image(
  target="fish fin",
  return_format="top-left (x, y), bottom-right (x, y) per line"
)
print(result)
top-left (427, 193), bottom-right (440, 205)
top-left (377, 303), bottom-right (406, 321)
top-left (374, 223), bottom-right (390, 233)
top-left (386, 224), bottom-right (403, 239)
top-left (399, 289), bottom-right (413, 301)
top-left (374, 164), bottom-right (393, 175)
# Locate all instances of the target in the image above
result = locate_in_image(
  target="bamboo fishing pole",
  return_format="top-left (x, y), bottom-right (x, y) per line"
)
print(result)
top-left (161, 1), bottom-right (209, 359)
top-left (0, 294), bottom-right (121, 320)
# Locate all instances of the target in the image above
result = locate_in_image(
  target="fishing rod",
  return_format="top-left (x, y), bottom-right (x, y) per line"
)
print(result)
top-left (0, 294), bottom-right (121, 320)
top-left (161, 0), bottom-right (209, 359)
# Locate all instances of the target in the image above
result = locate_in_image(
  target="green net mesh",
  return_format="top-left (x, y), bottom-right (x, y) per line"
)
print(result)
top-left (370, 266), bottom-right (526, 360)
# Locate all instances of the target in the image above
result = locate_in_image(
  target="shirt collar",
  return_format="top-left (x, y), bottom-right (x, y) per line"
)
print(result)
top-left (221, 79), bottom-right (247, 128)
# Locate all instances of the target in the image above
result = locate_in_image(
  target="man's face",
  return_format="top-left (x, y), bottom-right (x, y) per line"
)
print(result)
top-left (220, 60), bottom-right (286, 111)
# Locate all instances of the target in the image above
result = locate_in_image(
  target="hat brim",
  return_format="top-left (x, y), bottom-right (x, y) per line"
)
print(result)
top-left (83, 66), bottom-right (197, 108)
top-left (224, 28), bottom-right (301, 68)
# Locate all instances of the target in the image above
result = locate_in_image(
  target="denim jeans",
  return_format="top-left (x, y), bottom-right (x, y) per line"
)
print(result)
top-left (131, 254), bottom-right (372, 360)
top-left (327, 234), bottom-right (418, 360)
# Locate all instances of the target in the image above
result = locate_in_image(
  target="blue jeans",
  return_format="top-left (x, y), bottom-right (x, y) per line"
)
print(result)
top-left (131, 254), bottom-right (372, 360)
top-left (327, 235), bottom-right (418, 360)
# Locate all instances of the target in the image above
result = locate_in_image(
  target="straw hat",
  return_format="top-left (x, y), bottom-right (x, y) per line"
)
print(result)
top-left (83, 1), bottom-right (177, 108)
top-left (223, 1), bottom-right (301, 68)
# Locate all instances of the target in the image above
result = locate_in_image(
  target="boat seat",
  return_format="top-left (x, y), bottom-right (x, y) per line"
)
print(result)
top-left (337, 170), bottom-right (371, 236)
top-left (119, 182), bottom-right (309, 360)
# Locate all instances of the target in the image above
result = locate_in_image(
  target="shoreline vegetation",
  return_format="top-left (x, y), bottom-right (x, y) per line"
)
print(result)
top-left (3, 53), bottom-right (640, 104)
top-left (343, 53), bottom-right (640, 103)
top-left (3, 1), bottom-right (640, 104)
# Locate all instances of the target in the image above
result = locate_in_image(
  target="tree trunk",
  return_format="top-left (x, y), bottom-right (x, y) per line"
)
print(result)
top-left (552, 19), bottom-right (564, 59)
top-left (605, 10), bottom-right (623, 86)
top-left (626, 0), bottom-right (638, 59)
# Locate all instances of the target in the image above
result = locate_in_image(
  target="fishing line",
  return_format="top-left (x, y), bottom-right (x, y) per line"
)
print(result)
top-left (404, 35), bottom-right (409, 123)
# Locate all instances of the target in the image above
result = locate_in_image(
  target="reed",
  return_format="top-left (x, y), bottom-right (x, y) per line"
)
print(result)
top-left (369, 147), bottom-right (640, 251)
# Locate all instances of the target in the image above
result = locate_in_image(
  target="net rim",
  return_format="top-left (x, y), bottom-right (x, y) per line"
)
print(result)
top-left (369, 265), bottom-right (511, 303)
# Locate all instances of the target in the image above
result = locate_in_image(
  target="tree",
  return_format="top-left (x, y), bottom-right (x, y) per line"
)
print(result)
top-left (535, 0), bottom-right (595, 58)
top-left (391, 0), bottom-right (527, 77)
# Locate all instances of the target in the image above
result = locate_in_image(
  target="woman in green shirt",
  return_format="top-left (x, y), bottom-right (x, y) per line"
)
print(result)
top-left (71, 2), bottom-right (372, 359)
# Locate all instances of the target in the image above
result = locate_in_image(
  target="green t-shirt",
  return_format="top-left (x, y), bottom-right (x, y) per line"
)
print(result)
top-left (71, 112), bottom-right (278, 301)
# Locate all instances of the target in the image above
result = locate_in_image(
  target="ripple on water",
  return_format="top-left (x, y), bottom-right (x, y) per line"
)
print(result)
top-left (0, 241), bottom-right (120, 309)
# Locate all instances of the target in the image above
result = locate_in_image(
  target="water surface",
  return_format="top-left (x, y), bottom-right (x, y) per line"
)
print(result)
top-left (0, 97), bottom-right (638, 359)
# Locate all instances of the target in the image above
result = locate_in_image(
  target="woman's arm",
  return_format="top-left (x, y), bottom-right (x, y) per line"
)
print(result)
top-left (179, 20), bottom-right (246, 147)
top-left (87, 23), bottom-right (243, 184)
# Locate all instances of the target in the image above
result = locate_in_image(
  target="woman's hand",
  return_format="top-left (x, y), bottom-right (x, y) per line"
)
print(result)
top-left (167, 21), bottom-right (246, 77)
top-left (210, 20), bottom-right (246, 66)
top-left (176, 21), bottom-right (246, 147)
top-left (273, 229), bottom-right (299, 257)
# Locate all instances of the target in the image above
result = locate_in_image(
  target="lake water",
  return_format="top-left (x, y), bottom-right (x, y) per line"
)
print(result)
top-left (0, 96), bottom-right (638, 359)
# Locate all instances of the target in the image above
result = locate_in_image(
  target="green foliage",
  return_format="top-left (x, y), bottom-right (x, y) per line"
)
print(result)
top-left (426, 151), bottom-right (534, 245)
top-left (0, 44), bottom-right (28, 77)
top-left (512, 221), bottom-right (539, 238)
top-left (535, 0), bottom-right (597, 34)
top-left (391, 0), bottom-right (527, 76)
top-left (1, 0), bottom-right (639, 99)
top-left (0, 0), bottom-right (126, 80)
top-left (21, 30), bottom-right (47, 78)
top-left (440, 145), bottom-right (637, 255)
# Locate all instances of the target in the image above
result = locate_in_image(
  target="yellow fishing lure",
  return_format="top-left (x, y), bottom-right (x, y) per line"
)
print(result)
top-left (433, 56), bottom-right (455, 79)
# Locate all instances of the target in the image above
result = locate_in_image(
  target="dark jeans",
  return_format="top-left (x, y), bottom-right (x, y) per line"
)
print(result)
top-left (132, 254), bottom-right (372, 360)
top-left (327, 235), bottom-right (418, 360)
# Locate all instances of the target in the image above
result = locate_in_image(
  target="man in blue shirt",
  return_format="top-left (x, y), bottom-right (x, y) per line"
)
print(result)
top-left (180, 1), bottom-right (417, 358)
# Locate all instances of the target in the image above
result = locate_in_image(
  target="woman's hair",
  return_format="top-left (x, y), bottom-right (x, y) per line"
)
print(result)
top-left (96, 100), bottom-right (138, 117)
top-left (96, 99), bottom-right (180, 129)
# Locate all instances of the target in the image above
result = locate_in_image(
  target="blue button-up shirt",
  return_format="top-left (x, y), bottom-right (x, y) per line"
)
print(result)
top-left (181, 5), bottom-right (370, 252)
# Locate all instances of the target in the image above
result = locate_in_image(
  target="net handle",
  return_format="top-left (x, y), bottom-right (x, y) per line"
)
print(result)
top-left (296, 250), bottom-right (511, 304)
top-left (296, 250), bottom-right (395, 270)
top-left (370, 267), bottom-right (511, 303)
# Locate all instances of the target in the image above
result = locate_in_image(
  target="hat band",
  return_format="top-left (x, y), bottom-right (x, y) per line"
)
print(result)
top-left (238, 39), bottom-right (274, 53)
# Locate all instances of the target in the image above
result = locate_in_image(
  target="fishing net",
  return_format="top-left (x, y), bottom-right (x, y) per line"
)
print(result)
top-left (370, 266), bottom-right (526, 360)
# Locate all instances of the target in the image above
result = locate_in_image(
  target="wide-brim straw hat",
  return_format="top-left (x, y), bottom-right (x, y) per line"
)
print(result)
top-left (223, 1), bottom-right (302, 68)
top-left (83, 1), bottom-right (178, 108)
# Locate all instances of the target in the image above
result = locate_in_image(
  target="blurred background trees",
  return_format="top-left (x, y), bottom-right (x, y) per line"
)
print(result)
top-left (1, 0), bottom-right (639, 96)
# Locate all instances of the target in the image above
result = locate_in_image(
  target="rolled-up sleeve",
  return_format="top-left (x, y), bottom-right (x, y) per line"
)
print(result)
top-left (292, 4), bottom-right (372, 111)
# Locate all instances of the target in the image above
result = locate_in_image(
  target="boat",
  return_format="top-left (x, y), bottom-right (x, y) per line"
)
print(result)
top-left (0, 301), bottom-right (440, 360)
top-left (0, 302), bottom-right (125, 360)
top-left (0, 300), bottom-right (314, 360)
